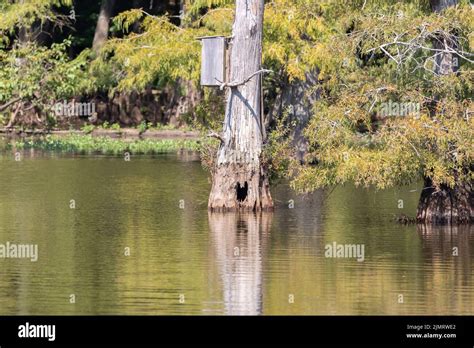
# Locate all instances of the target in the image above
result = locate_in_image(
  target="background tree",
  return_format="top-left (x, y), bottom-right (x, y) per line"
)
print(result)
top-left (92, 0), bottom-right (115, 52)
top-left (0, 0), bottom-right (472, 224)
top-left (277, 0), bottom-right (473, 224)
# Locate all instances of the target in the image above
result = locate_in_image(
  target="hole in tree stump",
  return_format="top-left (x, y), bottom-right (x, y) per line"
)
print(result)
top-left (236, 182), bottom-right (248, 202)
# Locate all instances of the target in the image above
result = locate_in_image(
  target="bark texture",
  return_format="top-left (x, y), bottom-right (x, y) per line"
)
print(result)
top-left (417, 177), bottom-right (474, 224)
top-left (92, 0), bottom-right (116, 52)
top-left (416, 0), bottom-right (471, 225)
top-left (208, 0), bottom-right (273, 212)
top-left (430, 0), bottom-right (458, 12)
top-left (430, 0), bottom-right (460, 75)
top-left (267, 70), bottom-right (320, 163)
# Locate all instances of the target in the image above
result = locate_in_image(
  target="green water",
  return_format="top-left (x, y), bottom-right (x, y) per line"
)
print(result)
top-left (0, 150), bottom-right (472, 315)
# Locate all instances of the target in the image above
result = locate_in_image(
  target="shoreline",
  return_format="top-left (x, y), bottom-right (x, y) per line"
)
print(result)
top-left (0, 130), bottom-right (204, 155)
top-left (0, 128), bottom-right (200, 140)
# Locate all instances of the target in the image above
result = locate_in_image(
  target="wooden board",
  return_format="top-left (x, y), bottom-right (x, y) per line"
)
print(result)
top-left (200, 37), bottom-right (226, 87)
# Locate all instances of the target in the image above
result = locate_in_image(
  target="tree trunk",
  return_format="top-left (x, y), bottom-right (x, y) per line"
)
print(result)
top-left (17, 0), bottom-right (32, 45)
top-left (417, 177), bottom-right (474, 224)
top-left (430, 0), bottom-right (458, 13)
top-left (179, 0), bottom-right (187, 27)
top-left (92, 0), bottom-right (115, 52)
top-left (416, 0), bottom-right (470, 225)
top-left (268, 70), bottom-right (320, 163)
top-left (430, 0), bottom-right (459, 75)
top-left (208, 0), bottom-right (273, 212)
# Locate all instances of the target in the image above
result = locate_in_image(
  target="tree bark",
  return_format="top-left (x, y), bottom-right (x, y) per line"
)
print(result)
top-left (417, 177), bottom-right (473, 224)
top-left (208, 0), bottom-right (273, 212)
top-left (268, 70), bottom-right (320, 163)
top-left (430, 0), bottom-right (458, 13)
top-left (17, 0), bottom-right (32, 45)
top-left (416, 0), bottom-right (471, 225)
top-left (430, 0), bottom-right (459, 75)
top-left (92, 0), bottom-right (116, 52)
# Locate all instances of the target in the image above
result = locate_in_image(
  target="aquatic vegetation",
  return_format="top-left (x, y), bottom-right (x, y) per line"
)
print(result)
top-left (12, 134), bottom-right (202, 155)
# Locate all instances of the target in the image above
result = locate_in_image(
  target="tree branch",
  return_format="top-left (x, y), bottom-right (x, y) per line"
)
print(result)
top-left (207, 130), bottom-right (224, 143)
top-left (0, 97), bottom-right (21, 112)
top-left (217, 69), bottom-right (273, 90)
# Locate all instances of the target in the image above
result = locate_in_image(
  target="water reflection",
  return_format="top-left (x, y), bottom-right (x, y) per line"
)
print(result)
top-left (417, 224), bottom-right (473, 283)
top-left (418, 223), bottom-right (472, 253)
top-left (0, 151), bottom-right (473, 315)
top-left (209, 212), bottom-right (272, 315)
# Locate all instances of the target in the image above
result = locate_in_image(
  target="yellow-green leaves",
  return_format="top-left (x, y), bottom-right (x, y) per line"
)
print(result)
top-left (285, 0), bottom-right (474, 193)
top-left (0, 0), bottom-right (72, 35)
top-left (114, 9), bottom-right (144, 32)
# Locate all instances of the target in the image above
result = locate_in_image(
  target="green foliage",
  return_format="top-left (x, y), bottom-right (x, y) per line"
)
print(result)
top-left (0, 0), bottom-right (72, 45)
top-left (0, 40), bottom-right (91, 122)
top-left (263, 107), bottom-right (297, 183)
top-left (88, 0), bottom-right (237, 95)
top-left (90, 11), bottom-right (205, 93)
top-left (0, 0), bottom-right (471, 196)
top-left (137, 121), bottom-right (149, 134)
top-left (193, 89), bottom-right (226, 130)
top-left (285, 0), bottom-right (474, 192)
top-left (81, 123), bottom-right (95, 134)
top-left (186, 0), bottom-right (234, 32)
top-left (186, 0), bottom-right (233, 17)
top-left (14, 134), bottom-right (202, 154)
top-left (110, 123), bottom-right (121, 131)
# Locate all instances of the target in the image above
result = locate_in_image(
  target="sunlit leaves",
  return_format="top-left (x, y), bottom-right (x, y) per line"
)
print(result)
top-left (284, 0), bottom-right (474, 192)
top-left (0, 0), bottom-right (72, 38)
top-left (114, 9), bottom-right (144, 32)
top-left (0, 40), bottom-right (89, 112)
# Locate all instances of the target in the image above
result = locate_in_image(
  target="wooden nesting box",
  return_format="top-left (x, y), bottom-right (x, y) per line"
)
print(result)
top-left (199, 36), bottom-right (227, 87)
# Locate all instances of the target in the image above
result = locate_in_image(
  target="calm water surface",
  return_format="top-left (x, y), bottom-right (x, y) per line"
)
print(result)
top-left (0, 150), bottom-right (472, 315)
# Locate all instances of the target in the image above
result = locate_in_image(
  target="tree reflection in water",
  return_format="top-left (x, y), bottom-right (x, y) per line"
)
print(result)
top-left (208, 212), bottom-right (272, 315)
top-left (417, 224), bottom-right (472, 283)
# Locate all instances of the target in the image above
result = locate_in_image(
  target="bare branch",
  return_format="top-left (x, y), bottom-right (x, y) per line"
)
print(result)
top-left (217, 69), bottom-right (273, 90)
top-left (0, 97), bottom-right (21, 112)
top-left (207, 131), bottom-right (224, 143)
